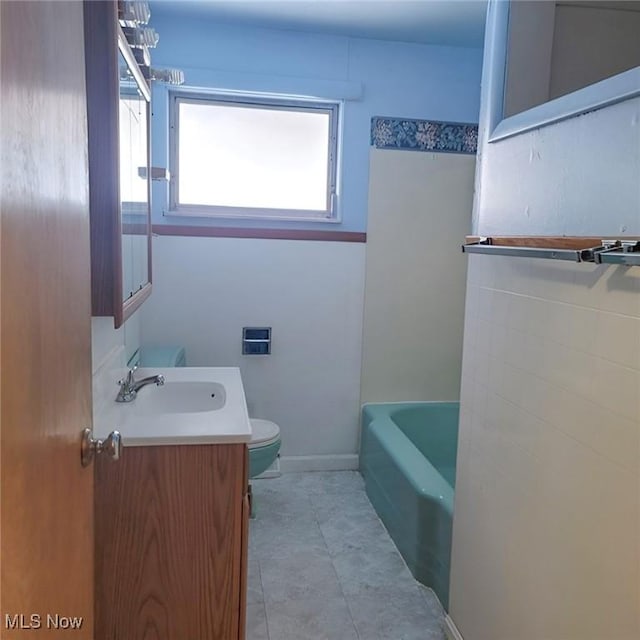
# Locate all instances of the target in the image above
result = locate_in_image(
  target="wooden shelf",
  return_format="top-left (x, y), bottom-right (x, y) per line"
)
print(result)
top-left (465, 235), bottom-right (605, 250)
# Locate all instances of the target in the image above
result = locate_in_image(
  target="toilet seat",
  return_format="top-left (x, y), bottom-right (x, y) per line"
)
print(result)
top-left (249, 419), bottom-right (281, 449)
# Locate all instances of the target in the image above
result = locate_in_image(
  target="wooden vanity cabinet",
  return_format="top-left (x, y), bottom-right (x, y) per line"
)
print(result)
top-left (95, 444), bottom-right (250, 640)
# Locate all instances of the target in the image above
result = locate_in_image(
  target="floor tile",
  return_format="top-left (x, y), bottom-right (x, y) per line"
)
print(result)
top-left (419, 585), bottom-right (447, 621)
top-left (312, 488), bottom-right (379, 524)
top-left (260, 546), bottom-right (344, 605)
top-left (252, 480), bottom-right (315, 521)
top-left (250, 515), bottom-right (327, 561)
top-left (270, 471), bottom-right (364, 496)
top-left (318, 510), bottom-right (389, 556)
top-left (347, 587), bottom-right (446, 640)
top-left (247, 552), bottom-right (264, 604)
top-left (265, 596), bottom-right (358, 640)
top-left (246, 603), bottom-right (269, 640)
top-left (331, 544), bottom-right (417, 597)
top-left (308, 470), bottom-right (365, 495)
top-left (248, 472), bottom-right (446, 640)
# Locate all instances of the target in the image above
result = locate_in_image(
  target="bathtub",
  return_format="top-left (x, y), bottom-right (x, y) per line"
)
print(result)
top-left (359, 402), bottom-right (459, 609)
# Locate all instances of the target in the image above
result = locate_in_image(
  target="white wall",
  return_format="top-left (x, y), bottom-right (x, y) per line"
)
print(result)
top-left (139, 236), bottom-right (366, 470)
top-left (361, 149), bottom-right (475, 404)
top-left (450, 4), bottom-right (640, 638)
top-left (91, 315), bottom-right (140, 376)
top-left (91, 317), bottom-right (124, 376)
top-left (474, 95), bottom-right (640, 237)
top-left (451, 256), bottom-right (639, 640)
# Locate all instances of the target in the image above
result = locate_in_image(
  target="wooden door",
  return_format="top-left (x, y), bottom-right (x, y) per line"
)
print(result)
top-left (1, 1), bottom-right (94, 637)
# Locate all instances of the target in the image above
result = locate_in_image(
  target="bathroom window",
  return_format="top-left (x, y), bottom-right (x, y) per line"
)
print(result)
top-left (168, 92), bottom-right (340, 221)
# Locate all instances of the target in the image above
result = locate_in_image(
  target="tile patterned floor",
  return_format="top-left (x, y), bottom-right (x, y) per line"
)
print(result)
top-left (247, 471), bottom-right (446, 640)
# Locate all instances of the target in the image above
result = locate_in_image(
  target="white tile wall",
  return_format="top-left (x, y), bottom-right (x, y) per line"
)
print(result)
top-left (91, 342), bottom-right (127, 437)
top-left (360, 149), bottom-right (475, 404)
top-left (450, 254), bottom-right (640, 640)
top-left (91, 314), bottom-right (143, 434)
top-left (91, 317), bottom-right (124, 375)
top-left (91, 314), bottom-right (141, 374)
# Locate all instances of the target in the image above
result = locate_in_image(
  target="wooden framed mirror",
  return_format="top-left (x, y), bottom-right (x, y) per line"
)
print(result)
top-left (85, 0), bottom-right (152, 329)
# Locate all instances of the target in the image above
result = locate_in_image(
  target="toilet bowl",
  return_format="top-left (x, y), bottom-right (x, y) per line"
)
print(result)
top-left (249, 418), bottom-right (281, 478)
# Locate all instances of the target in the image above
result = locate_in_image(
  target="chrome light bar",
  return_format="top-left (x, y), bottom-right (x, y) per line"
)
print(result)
top-left (119, 1), bottom-right (151, 26)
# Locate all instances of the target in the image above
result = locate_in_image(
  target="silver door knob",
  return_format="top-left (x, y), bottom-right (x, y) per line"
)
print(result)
top-left (81, 428), bottom-right (122, 467)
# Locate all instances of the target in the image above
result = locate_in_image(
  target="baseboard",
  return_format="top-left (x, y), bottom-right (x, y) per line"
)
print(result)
top-left (445, 615), bottom-right (464, 640)
top-left (279, 454), bottom-right (359, 472)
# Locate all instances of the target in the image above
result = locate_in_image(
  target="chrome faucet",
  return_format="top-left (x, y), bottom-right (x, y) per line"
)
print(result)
top-left (116, 365), bottom-right (165, 403)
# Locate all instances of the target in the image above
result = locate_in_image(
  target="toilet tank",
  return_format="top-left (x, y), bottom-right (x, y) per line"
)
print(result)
top-left (138, 346), bottom-right (186, 368)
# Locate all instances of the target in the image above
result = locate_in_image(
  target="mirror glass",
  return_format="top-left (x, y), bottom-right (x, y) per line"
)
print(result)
top-left (504, 1), bottom-right (640, 118)
top-left (118, 50), bottom-right (150, 302)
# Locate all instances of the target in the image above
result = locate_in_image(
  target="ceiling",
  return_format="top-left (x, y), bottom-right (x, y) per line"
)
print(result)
top-left (152, 0), bottom-right (488, 48)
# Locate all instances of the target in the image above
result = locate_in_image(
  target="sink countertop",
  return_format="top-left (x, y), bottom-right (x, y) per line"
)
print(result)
top-left (95, 367), bottom-right (252, 447)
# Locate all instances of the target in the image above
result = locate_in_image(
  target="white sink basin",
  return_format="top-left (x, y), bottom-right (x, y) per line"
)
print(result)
top-left (133, 381), bottom-right (226, 415)
top-left (97, 367), bottom-right (252, 447)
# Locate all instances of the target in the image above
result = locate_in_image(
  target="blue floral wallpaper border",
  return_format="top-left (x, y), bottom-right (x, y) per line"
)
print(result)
top-left (371, 117), bottom-right (478, 155)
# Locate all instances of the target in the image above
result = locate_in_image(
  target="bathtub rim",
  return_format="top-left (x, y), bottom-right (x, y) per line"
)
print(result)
top-left (362, 400), bottom-right (460, 429)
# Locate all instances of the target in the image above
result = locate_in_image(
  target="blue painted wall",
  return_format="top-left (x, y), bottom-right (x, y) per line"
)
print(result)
top-left (149, 10), bottom-right (483, 232)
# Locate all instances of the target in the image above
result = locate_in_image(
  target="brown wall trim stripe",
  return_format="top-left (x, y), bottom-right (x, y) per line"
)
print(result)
top-left (152, 225), bottom-right (367, 243)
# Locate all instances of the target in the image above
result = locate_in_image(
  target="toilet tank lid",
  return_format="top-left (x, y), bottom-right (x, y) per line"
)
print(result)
top-left (140, 346), bottom-right (186, 368)
top-left (249, 419), bottom-right (280, 447)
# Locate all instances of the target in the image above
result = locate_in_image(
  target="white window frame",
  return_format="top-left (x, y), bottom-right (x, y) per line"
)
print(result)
top-left (168, 91), bottom-right (340, 222)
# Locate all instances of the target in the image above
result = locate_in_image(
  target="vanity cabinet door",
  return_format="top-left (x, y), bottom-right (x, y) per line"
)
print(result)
top-left (95, 444), bottom-right (248, 640)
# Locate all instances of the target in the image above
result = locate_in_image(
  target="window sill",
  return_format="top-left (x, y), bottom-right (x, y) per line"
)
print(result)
top-left (166, 205), bottom-right (340, 224)
top-left (152, 224), bottom-right (366, 243)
